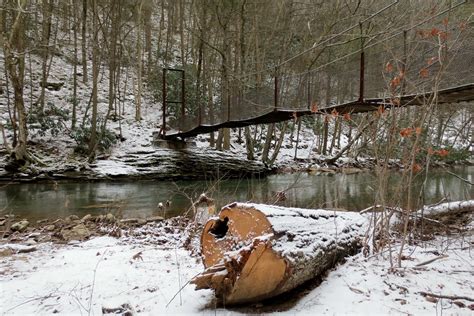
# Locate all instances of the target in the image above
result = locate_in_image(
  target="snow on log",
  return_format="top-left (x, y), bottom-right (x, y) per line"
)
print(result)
top-left (191, 202), bottom-right (367, 304)
top-left (419, 200), bottom-right (474, 217)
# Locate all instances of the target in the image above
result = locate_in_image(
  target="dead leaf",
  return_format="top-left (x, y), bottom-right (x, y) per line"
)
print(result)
top-left (132, 251), bottom-right (143, 261)
top-left (453, 301), bottom-right (465, 308)
top-left (419, 68), bottom-right (429, 78)
top-left (425, 296), bottom-right (438, 303)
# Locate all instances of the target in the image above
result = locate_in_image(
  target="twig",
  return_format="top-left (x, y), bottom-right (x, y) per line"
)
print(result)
top-left (175, 248), bottom-right (182, 306)
top-left (165, 272), bottom-right (202, 308)
top-left (414, 255), bottom-right (448, 267)
top-left (88, 250), bottom-right (107, 315)
top-left (419, 291), bottom-right (474, 302)
top-left (6, 293), bottom-right (60, 312)
top-left (445, 170), bottom-right (474, 185)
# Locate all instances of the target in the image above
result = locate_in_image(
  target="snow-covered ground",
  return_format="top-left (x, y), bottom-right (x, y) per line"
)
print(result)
top-left (1, 207), bottom-right (472, 315)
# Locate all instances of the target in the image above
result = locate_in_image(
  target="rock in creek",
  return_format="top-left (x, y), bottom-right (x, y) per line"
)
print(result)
top-left (10, 220), bottom-right (29, 232)
top-left (61, 224), bottom-right (91, 241)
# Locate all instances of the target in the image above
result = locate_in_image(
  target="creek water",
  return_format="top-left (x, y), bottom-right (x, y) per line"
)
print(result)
top-left (1, 166), bottom-right (472, 221)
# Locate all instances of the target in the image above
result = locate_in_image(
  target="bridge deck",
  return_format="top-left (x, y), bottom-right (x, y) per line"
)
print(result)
top-left (163, 83), bottom-right (474, 140)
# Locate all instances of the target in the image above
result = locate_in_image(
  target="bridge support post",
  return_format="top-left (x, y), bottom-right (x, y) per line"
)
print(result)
top-left (358, 50), bottom-right (365, 103)
top-left (181, 70), bottom-right (186, 127)
top-left (162, 68), bottom-right (167, 137)
top-left (358, 22), bottom-right (365, 103)
top-left (274, 75), bottom-right (279, 111)
top-left (307, 74), bottom-right (311, 109)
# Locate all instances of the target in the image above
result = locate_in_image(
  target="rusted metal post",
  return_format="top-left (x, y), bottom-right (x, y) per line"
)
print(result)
top-left (307, 74), bottom-right (311, 109)
top-left (162, 68), bottom-right (167, 137)
top-left (359, 50), bottom-right (365, 102)
top-left (274, 75), bottom-right (279, 111)
top-left (401, 30), bottom-right (407, 96)
top-left (358, 22), bottom-right (365, 103)
top-left (227, 92), bottom-right (231, 122)
top-left (181, 70), bottom-right (186, 129)
top-left (198, 103), bottom-right (202, 126)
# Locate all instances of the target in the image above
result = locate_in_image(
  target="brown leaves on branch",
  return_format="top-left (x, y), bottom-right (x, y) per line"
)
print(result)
top-left (428, 148), bottom-right (449, 157)
top-left (419, 68), bottom-right (429, 78)
top-left (400, 127), bottom-right (422, 138)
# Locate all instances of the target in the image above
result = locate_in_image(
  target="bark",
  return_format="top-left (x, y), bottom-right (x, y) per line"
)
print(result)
top-left (135, 0), bottom-right (143, 121)
top-left (81, 0), bottom-right (88, 83)
top-left (88, 0), bottom-right (99, 159)
top-left (261, 123), bottom-right (274, 163)
top-left (71, 0), bottom-right (78, 129)
top-left (192, 203), bottom-right (365, 305)
top-left (244, 126), bottom-right (254, 160)
top-left (39, 0), bottom-right (53, 111)
top-left (3, 0), bottom-right (29, 163)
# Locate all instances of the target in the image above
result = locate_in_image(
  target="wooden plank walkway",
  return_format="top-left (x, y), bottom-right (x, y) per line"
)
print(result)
top-left (163, 83), bottom-right (474, 140)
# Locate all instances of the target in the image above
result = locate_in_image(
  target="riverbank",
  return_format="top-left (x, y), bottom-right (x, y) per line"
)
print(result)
top-left (1, 202), bottom-right (473, 315)
top-left (1, 143), bottom-right (471, 183)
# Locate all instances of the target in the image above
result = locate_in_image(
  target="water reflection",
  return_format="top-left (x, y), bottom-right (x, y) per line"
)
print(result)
top-left (0, 166), bottom-right (472, 221)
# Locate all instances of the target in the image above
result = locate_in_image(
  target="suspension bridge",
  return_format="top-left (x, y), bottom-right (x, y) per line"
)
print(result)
top-left (159, 1), bottom-right (474, 141)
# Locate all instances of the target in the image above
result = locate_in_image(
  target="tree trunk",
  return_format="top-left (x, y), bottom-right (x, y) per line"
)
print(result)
top-left (71, 0), bottom-right (78, 129)
top-left (192, 203), bottom-right (365, 305)
top-left (261, 123), bottom-right (274, 163)
top-left (4, 0), bottom-right (29, 163)
top-left (81, 0), bottom-right (88, 84)
top-left (88, 0), bottom-right (99, 159)
top-left (135, 0), bottom-right (143, 121)
top-left (39, 0), bottom-right (53, 111)
top-left (244, 126), bottom-right (254, 160)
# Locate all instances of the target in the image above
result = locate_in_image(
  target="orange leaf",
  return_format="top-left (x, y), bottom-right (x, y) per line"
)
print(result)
top-left (427, 56), bottom-right (438, 65)
top-left (377, 105), bottom-right (385, 115)
top-left (311, 102), bottom-right (318, 113)
top-left (431, 27), bottom-right (440, 37)
top-left (385, 62), bottom-right (394, 73)
top-left (412, 163), bottom-right (422, 173)
top-left (400, 127), bottom-right (413, 138)
top-left (331, 109), bottom-right (339, 117)
top-left (415, 127), bottom-right (422, 135)
top-left (343, 113), bottom-right (351, 121)
top-left (427, 147), bottom-right (435, 155)
top-left (390, 76), bottom-right (401, 89)
top-left (419, 68), bottom-right (429, 78)
top-left (436, 149), bottom-right (449, 157)
top-left (439, 31), bottom-right (448, 41)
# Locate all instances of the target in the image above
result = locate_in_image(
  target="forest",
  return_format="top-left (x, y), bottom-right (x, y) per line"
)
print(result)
top-left (0, 0), bottom-right (473, 315)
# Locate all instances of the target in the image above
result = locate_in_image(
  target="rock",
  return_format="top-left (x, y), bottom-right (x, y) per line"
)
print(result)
top-left (39, 81), bottom-right (64, 91)
top-left (341, 167), bottom-right (363, 175)
top-left (81, 214), bottom-right (92, 222)
top-left (45, 224), bottom-right (56, 231)
top-left (65, 215), bottom-right (80, 224)
top-left (61, 224), bottom-right (90, 241)
top-left (120, 218), bottom-right (139, 224)
top-left (10, 220), bottom-right (29, 232)
top-left (0, 248), bottom-right (13, 257)
top-left (25, 239), bottom-right (37, 246)
top-left (105, 213), bottom-right (116, 223)
top-left (136, 219), bottom-right (147, 226)
top-left (146, 216), bottom-right (165, 223)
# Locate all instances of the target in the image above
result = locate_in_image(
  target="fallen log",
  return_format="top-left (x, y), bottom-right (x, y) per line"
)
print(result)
top-left (191, 202), bottom-right (366, 305)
